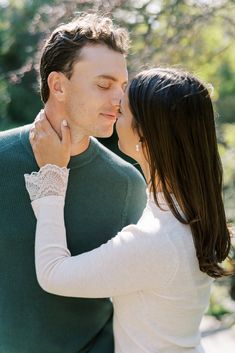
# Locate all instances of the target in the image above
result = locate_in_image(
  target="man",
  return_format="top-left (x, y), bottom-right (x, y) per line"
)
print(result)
top-left (0, 14), bottom-right (146, 353)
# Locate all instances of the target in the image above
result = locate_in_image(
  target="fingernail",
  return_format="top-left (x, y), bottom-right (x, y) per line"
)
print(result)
top-left (62, 120), bottom-right (68, 127)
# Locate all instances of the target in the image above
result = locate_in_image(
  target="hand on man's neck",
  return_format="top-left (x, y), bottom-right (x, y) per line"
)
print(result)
top-left (44, 104), bottom-right (90, 157)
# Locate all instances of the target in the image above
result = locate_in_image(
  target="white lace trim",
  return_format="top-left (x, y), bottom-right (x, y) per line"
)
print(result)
top-left (24, 164), bottom-right (69, 201)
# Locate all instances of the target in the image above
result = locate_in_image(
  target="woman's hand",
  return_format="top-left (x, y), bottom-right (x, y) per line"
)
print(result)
top-left (30, 110), bottom-right (71, 168)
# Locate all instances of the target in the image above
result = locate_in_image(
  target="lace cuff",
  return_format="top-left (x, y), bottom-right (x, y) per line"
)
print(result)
top-left (24, 164), bottom-right (69, 202)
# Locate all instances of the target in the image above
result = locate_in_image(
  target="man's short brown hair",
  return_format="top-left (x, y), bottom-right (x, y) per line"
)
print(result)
top-left (40, 13), bottom-right (130, 103)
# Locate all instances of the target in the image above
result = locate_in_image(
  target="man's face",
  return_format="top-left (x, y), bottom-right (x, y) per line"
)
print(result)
top-left (63, 44), bottom-right (128, 141)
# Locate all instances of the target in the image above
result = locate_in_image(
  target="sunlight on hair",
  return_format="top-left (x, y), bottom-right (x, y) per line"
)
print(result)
top-left (207, 83), bottom-right (214, 97)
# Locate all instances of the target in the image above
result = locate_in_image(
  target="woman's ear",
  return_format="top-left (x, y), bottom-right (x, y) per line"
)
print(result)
top-left (47, 72), bottom-right (67, 102)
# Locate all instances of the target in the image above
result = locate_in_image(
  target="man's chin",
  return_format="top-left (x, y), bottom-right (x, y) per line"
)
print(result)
top-left (95, 129), bottom-right (114, 139)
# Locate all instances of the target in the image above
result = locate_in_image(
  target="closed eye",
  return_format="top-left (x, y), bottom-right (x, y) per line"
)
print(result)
top-left (97, 84), bottom-right (110, 90)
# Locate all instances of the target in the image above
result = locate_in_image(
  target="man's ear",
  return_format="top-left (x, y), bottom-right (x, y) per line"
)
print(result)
top-left (47, 71), bottom-right (67, 102)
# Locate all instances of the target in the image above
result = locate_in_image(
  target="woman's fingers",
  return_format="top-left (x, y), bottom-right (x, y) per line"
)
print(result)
top-left (30, 111), bottom-right (45, 143)
top-left (38, 111), bottom-right (56, 136)
top-left (34, 110), bottom-right (43, 122)
top-left (34, 110), bottom-right (53, 137)
top-left (29, 111), bottom-right (71, 168)
top-left (61, 120), bottom-right (71, 149)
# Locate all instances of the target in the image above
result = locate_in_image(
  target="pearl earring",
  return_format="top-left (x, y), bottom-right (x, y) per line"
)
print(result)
top-left (135, 137), bottom-right (144, 152)
top-left (135, 142), bottom-right (141, 152)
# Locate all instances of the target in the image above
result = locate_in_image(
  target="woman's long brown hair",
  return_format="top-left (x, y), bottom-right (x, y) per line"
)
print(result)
top-left (128, 68), bottom-right (231, 278)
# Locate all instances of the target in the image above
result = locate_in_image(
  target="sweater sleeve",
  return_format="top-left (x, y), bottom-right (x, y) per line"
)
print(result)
top-left (32, 196), bottom-right (177, 298)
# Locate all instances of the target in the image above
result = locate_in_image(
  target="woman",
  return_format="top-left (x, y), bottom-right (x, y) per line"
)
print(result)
top-left (25, 68), bottom-right (231, 353)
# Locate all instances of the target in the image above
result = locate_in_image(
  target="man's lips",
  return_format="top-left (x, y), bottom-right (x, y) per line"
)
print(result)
top-left (100, 113), bottom-right (117, 121)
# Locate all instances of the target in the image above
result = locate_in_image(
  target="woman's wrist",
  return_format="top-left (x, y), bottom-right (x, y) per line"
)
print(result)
top-left (24, 164), bottom-right (70, 202)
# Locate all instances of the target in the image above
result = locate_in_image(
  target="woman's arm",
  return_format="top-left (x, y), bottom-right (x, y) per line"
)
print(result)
top-left (25, 163), bottom-right (174, 298)
top-left (30, 189), bottom-right (156, 297)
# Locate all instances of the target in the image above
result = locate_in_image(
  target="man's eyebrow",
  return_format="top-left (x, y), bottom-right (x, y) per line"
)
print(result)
top-left (96, 75), bottom-right (128, 86)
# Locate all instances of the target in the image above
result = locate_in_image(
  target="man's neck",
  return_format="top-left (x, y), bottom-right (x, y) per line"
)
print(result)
top-left (44, 103), bottom-right (90, 157)
top-left (70, 136), bottom-right (90, 156)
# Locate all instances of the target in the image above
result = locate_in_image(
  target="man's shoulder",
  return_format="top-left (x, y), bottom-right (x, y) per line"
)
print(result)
top-left (0, 124), bottom-right (30, 153)
top-left (93, 138), bottom-right (144, 182)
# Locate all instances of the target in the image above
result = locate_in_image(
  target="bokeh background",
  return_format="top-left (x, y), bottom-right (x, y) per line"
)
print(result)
top-left (0, 0), bottom-right (234, 341)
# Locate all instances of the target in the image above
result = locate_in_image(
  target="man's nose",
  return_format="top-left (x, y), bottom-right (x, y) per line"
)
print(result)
top-left (110, 88), bottom-right (124, 107)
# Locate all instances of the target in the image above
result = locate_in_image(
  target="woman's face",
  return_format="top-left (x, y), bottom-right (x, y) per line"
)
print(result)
top-left (116, 90), bottom-right (141, 161)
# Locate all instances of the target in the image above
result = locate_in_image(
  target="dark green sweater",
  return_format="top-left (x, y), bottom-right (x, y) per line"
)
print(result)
top-left (0, 124), bottom-right (147, 353)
